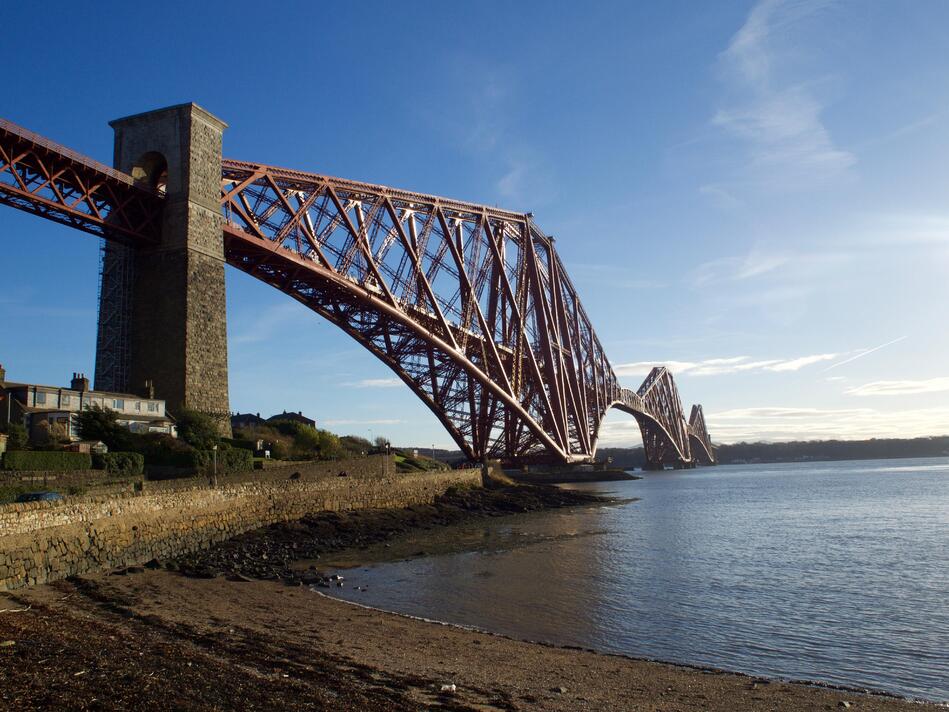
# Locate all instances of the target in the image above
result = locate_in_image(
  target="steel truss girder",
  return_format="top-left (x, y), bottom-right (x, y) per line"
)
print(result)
top-left (607, 367), bottom-right (694, 467)
top-left (0, 119), bottom-right (162, 244)
top-left (687, 404), bottom-right (716, 464)
top-left (219, 159), bottom-right (618, 462)
top-left (0, 114), bottom-right (716, 466)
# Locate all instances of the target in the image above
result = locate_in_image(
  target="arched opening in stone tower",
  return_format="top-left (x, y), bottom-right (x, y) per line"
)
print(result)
top-left (130, 151), bottom-right (168, 193)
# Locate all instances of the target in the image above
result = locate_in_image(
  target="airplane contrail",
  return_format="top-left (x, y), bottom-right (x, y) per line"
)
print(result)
top-left (822, 335), bottom-right (908, 372)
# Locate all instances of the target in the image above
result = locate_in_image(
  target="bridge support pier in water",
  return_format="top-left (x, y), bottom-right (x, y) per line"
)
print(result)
top-left (94, 104), bottom-right (231, 434)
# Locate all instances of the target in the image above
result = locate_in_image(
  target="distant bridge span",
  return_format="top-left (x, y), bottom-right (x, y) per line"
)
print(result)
top-left (0, 107), bottom-right (714, 468)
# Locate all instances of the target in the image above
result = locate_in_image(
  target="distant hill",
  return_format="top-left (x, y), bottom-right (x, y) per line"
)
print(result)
top-left (712, 436), bottom-right (949, 465)
top-left (600, 436), bottom-right (949, 469)
top-left (403, 436), bottom-right (949, 470)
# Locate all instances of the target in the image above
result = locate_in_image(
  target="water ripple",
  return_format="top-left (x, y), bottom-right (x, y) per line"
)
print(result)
top-left (327, 457), bottom-right (949, 702)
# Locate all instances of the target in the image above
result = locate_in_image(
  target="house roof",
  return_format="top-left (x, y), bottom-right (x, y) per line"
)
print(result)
top-left (23, 406), bottom-right (172, 424)
top-left (267, 411), bottom-right (316, 425)
top-left (1, 382), bottom-right (162, 402)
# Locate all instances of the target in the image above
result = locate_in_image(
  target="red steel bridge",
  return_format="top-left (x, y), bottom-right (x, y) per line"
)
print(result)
top-left (0, 110), bottom-right (714, 468)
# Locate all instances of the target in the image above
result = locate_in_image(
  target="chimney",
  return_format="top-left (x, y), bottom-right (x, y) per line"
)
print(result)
top-left (71, 372), bottom-right (89, 392)
top-left (143, 379), bottom-right (155, 399)
top-left (0, 363), bottom-right (6, 384)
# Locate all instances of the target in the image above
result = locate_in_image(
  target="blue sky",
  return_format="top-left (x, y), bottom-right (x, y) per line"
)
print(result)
top-left (3, 0), bottom-right (949, 447)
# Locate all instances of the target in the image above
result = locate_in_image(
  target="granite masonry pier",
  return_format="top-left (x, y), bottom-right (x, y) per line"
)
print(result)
top-left (0, 456), bottom-right (481, 591)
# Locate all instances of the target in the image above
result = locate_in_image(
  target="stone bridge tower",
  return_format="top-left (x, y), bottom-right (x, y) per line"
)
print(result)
top-left (94, 103), bottom-right (230, 434)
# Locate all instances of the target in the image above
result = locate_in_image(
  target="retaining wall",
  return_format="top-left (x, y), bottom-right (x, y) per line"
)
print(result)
top-left (0, 456), bottom-right (480, 591)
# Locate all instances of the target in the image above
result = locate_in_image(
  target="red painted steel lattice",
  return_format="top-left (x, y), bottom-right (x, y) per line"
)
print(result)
top-left (688, 404), bottom-right (715, 465)
top-left (0, 116), bottom-right (715, 466)
top-left (0, 119), bottom-right (162, 243)
top-left (219, 159), bottom-right (617, 462)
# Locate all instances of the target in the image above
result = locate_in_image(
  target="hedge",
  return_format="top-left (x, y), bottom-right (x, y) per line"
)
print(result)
top-left (1, 450), bottom-right (92, 472)
top-left (223, 437), bottom-right (256, 452)
top-left (192, 448), bottom-right (253, 475)
top-left (145, 447), bottom-right (253, 475)
top-left (93, 452), bottom-right (145, 476)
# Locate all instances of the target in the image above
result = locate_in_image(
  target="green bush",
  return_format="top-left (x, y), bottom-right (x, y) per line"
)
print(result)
top-left (224, 437), bottom-right (256, 452)
top-left (3, 423), bottom-right (28, 451)
top-left (147, 448), bottom-right (253, 475)
top-left (76, 404), bottom-right (137, 451)
top-left (92, 451), bottom-right (144, 476)
top-left (192, 447), bottom-right (253, 475)
top-left (176, 409), bottom-right (223, 450)
top-left (1, 450), bottom-right (92, 472)
top-left (133, 433), bottom-right (193, 464)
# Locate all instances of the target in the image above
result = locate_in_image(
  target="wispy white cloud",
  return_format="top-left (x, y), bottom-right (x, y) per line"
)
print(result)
top-left (845, 377), bottom-right (949, 397)
top-left (703, 405), bottom-right (949, 443)
top-left (420, 65), bottom-right (513, 154)
top-left (712, 88), bottom-right (854, 175)
top-left (698, 183), bottom-right (744, 210)
top-left (691, 247), bottom-right (846, 287)
top-left (231, 302), bottom-right (307, 345)
top-left (494, 151), bottom-right (556, 208)
top-left (413, 60), bottom-right (554, 210)
top-left (822, 335), bottom-right (907, 372)
top-left (615, 352), bottom-right (836, 378)
top-left (857, 112), bottom-right (943, 151)
top-left (848, 213), bottom-right (949, 248)
top-left (618, 336), bottom-right (905, 381)
top-left (596, 405), bottom-right (949, 446)
top-left (768, 353), bottom-right (837, 371)
top-left (344, 378), bottom-right (403, 389)
top-left (712, 0), bottom-right (854, 187)
top-left (496, 161), bottom-right (528, 200)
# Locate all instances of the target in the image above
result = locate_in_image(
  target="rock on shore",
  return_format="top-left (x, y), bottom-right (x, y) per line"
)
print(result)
top-left (172, 484), bottom-right (606, 584)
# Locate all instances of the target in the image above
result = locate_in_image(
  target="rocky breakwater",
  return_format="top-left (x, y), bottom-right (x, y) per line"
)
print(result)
top-left (170, 484), bottom-right (607, 585)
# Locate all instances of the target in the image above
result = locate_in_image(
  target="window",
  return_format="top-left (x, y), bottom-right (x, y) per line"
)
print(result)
top-left (62, 394), bottom-right (71, 406)
top-left (35, 392), bottom-right (46, 405)
top-left (135, 401), bottom-right (141, 412)
top-left (113, 399), bottom-right (124, 410)
top-left (147, 402), bottom-right (158, 413)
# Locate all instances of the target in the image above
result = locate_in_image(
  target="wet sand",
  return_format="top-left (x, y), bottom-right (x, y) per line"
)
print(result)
top-left (0, 571), bottom-right (940, 711)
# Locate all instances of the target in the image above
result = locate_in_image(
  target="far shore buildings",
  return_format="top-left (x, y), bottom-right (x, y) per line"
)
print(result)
top-left (231, 410), bottom-right (317, 431)
top-left (0, 363), bottom-right (176, 443)
top-left (231, 412), bottom-right (266, 429)
top-left (268, 410), bottom-right (316, 428)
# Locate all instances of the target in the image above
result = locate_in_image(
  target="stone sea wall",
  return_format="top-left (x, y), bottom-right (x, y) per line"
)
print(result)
top-left (0, 456), bottom-right (481, 591)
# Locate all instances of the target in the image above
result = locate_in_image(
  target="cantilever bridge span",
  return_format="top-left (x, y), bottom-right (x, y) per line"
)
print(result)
top-left (0, 106), bottom-right (714, 468)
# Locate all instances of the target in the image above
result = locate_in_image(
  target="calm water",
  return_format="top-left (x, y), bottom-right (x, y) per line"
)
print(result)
top-left (327, 458), bottom-right (949, 701)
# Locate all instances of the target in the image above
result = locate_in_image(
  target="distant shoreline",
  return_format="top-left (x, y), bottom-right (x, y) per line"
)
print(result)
top-left (712, 453), bottom-right (949, 467)
top-left (595, 438), bottom-right (949, 471)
